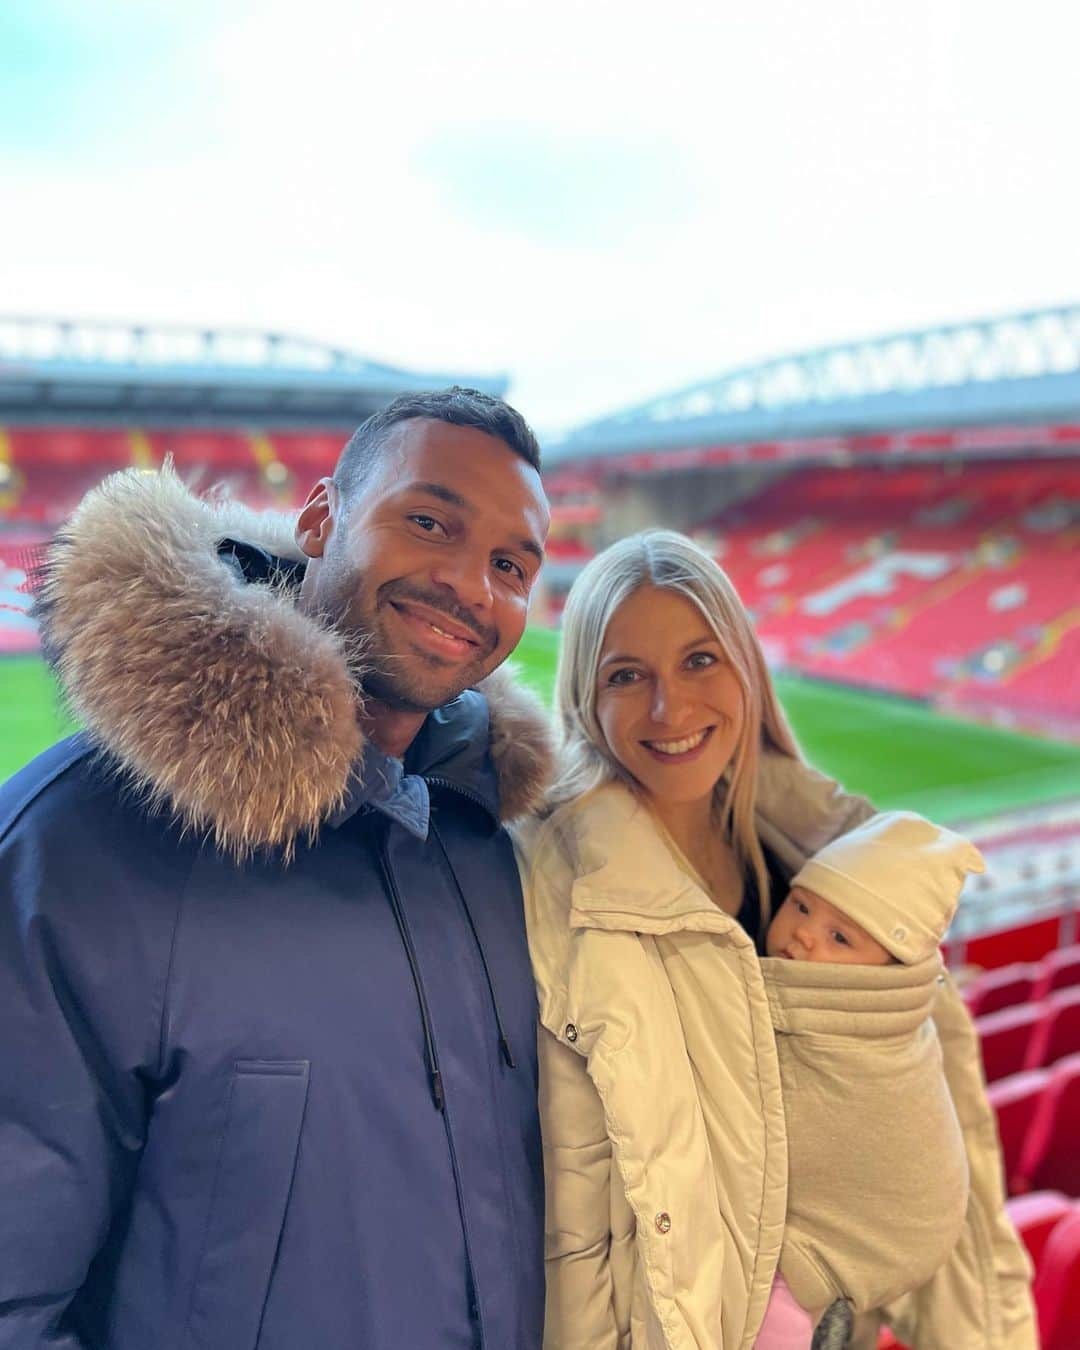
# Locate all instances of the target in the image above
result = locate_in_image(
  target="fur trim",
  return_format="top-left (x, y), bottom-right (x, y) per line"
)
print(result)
top-left (36, 464), bottom-right (553, 856)
top-left (478, 664), bottom-right (554, 822)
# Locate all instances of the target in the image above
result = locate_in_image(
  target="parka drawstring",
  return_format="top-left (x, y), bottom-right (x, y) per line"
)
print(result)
top-left (376, 833), bottom-right (445, 1111)
top-left (431, 819), bottom-right (517, 1070)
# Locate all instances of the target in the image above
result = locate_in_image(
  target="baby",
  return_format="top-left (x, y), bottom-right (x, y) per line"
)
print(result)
top-left (753, 811), bottom-right (984, 1350)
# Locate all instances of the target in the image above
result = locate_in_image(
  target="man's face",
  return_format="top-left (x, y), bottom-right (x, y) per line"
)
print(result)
top-left (297, 419), bottom-right (549, 712)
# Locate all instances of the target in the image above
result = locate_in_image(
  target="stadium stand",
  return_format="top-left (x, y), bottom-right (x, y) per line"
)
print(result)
top-left (695, 457), bottom-right (1078, 735)
top-left (0, 426), bottom-right (340, 524)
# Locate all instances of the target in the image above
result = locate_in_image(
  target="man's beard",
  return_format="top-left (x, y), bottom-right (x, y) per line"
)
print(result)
top-left (331, 574), bottom-right (499, 713)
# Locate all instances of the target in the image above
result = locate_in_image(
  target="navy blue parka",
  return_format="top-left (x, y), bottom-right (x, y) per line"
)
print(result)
top-left (0, 467), bottom-right (553, 1350)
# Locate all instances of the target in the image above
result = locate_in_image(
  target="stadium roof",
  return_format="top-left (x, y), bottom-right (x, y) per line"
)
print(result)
top-left (0, 317), bottom-right (508, 425)
top-left (549, 303), bottom-right (1080, 467)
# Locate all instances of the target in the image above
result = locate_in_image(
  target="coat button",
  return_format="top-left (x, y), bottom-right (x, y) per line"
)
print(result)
top-left (655, 1211), bottom-right (672, 1234)
top-left (565, 1023), bottom-right (579, 1043)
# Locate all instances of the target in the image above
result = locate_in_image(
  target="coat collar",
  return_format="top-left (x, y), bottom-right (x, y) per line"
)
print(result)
top-left (551, 783), bottom-right (752, 942)
top-left (34, 464), bottom-right (553, 859)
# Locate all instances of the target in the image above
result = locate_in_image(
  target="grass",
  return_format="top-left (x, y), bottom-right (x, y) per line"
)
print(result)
top-left (1, 655), bottom-right (76, 779)
top-left (4, 635), bottom-right (1079, 823)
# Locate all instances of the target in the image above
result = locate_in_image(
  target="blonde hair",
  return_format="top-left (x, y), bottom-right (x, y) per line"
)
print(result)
top-left (550, 529), bottom-right (801, 921)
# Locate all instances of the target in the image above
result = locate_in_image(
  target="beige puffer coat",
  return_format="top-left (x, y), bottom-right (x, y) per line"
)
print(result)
top-left (519, 753), bottom-right (1036, 1349)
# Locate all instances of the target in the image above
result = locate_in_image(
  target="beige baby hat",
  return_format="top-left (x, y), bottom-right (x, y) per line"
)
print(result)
top-left (789, 811), bottom-right (985, 963)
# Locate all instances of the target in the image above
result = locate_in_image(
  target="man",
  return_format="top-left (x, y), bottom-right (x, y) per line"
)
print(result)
top-left (0, 389), bottom-right (553, 1349)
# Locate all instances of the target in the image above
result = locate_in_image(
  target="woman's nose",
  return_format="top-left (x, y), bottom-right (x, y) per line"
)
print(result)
top-left (650, 679), bottom-right (689, 726)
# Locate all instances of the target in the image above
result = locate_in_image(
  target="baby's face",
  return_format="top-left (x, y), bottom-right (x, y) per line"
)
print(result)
top-left (766, 886), bottom-right (894, 966)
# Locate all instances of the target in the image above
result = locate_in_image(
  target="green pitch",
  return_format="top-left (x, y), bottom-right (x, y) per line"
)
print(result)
top-left (4, 635), bottom-right (1079, 824)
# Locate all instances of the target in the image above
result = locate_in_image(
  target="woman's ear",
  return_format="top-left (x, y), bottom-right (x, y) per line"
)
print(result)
top-left (296, 478), bottom-right (337, 559)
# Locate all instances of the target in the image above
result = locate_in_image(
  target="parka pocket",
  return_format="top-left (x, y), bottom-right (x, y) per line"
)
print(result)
top-left (182, 1059), bottom-right (310, 1350)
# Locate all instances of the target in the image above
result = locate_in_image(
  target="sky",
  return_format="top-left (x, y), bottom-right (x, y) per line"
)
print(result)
top-left (2, 0), bottom-right (1079, 434)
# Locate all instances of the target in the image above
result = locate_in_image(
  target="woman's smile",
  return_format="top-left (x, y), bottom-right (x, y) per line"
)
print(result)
top-left (640, 726), bottom-right (715, 761)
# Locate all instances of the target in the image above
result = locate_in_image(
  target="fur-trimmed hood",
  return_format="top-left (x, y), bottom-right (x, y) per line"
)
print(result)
top-left (34, 464), bottom-right (554, 857)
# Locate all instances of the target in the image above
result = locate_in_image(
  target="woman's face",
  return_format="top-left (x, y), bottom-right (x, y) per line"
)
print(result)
top-left (594, 585), bottom-right (746, 809)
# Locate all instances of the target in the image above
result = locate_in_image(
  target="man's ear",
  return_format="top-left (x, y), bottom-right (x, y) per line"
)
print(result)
top-left (296, 478), bottom-right (338, 559)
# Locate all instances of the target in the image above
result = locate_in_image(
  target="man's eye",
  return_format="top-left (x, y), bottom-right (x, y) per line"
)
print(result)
top-left (494, 557), bottom-right (526, 581)
top-left (409, 515), bottom-right (443, 534)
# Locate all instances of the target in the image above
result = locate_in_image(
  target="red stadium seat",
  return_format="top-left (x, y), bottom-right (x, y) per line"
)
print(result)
top-left (963, 962), bottom-right (1039, 1018)
top-left (966, 916), bottom-right (1065, 973)
top-left (1024, 987), bottom-right (1080, 1071)
top-left (987, 1069), bottom-right (1051, 1192)
top-left (1035, 1207), bottom-right (1080, 1350)
top-left (1031, 944), bottom-right (1080, 1004)
top-left (1006, 1191), bottom-right (1074, 1271)
top-left (977, 1003), bottom-right (1042, 1084)
top-left (1015, 1054), bottom-right (1080, 1198)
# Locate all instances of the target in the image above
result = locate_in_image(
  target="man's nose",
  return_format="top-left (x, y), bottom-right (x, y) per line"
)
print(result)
top-left (430, 552), bottom-right (494, 613)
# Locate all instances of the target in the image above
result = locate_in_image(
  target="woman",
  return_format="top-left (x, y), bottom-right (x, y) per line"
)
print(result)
top-left (519, 530), bottom-right (1034, 1349)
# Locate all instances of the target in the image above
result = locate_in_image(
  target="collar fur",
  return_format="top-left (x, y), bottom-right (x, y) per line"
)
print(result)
top-left (35, 464), bottom-right (553, 858)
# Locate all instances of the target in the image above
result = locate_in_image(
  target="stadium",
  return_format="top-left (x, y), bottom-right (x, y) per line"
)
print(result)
top-left (2, 307), bottom-right (1080, 1339)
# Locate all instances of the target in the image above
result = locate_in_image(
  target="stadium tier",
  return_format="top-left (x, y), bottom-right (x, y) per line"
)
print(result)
top-left (693, 458), bottom-right (1079, 736)
top-left (0, 425), bottom-right (348, 654)
top-left (0, 425), bottom-right (345, 524)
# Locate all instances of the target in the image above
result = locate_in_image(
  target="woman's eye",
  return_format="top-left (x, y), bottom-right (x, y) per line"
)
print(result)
top-left (686, 651), bottom-right (717, 669)
top-left (608, 668), bottom-right (641, 686)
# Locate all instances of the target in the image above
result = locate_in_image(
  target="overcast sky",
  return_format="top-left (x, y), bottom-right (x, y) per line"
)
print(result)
top-left (2, 0), bottom-right (1079, 433)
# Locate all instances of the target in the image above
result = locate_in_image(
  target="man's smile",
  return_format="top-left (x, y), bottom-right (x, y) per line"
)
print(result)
top-left (389, 600), bottom-right (487, 661)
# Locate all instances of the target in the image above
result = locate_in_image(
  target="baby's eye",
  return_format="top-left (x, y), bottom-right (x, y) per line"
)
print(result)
top-left (795, 899), bottom-right (810, 915)
top-left (832, 931), bottom-right (851, 947)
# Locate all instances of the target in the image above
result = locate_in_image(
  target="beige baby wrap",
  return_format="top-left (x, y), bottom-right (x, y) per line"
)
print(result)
top-left (760, 951), bottom-right (970, 1318)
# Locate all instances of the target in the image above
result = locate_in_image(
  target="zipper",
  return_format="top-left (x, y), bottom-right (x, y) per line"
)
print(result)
top-left (423, 774), bottom-right (493, 817)
top-left (429, 818), bottom-right (516, 1070)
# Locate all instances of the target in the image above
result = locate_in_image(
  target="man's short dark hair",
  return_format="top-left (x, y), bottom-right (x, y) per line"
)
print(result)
top-left (333, 386), bottom-right (542, 502)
